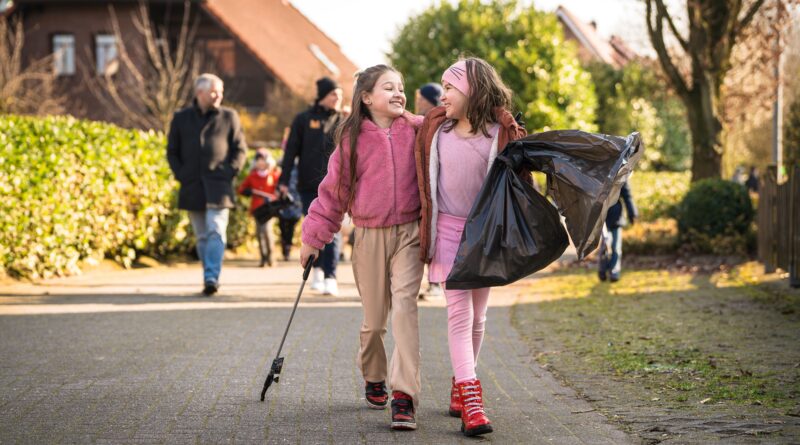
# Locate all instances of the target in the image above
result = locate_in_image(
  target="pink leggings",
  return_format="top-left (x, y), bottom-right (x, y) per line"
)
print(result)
top-left (445, 285), bottom-right (490, 383)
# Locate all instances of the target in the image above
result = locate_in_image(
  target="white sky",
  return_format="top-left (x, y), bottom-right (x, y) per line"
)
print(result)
top-left (290, 0), bottom-right (658, 69)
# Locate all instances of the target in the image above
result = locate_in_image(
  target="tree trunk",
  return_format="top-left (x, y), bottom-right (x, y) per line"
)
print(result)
top-left (686, 80), bottom-right (723, 182)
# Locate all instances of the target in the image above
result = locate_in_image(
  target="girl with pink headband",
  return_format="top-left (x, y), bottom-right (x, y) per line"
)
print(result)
top-left (414, 57), bottom-right (531, 437)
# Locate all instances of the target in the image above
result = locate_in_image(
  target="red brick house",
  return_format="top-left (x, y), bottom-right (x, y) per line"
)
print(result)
top-left (2, 0), bottom-right (359, 125)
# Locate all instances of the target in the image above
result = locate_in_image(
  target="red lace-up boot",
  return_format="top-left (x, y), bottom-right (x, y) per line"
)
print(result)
top-left (457, 378), bottom-right (493, 436)
top-left (449, 376), bottom-right (462, 417)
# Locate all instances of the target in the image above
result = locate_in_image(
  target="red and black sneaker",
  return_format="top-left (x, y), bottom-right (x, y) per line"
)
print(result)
top-left (390, 391), bottom-right (417, 430)
top-left (364, 381), bottom-right (388, 410)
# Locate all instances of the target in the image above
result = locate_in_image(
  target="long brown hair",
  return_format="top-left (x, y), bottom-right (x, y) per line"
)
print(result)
top-left (444, 57), bottom-right (513, 137)
top-left (333, 64), bottom-right (402, 209)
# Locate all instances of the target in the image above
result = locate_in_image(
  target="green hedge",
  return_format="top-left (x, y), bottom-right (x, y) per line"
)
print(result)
top-left (675, 178), bottom-right (755, 254)
top-left (0, 115), bottom-right (252, 279)
top-left (627, 171), bottom-right (690, 222)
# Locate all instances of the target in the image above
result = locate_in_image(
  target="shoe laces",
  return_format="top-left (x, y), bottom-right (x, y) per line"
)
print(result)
top-left (392, 396), bottom-right (413, 416)
top-left (461, 385), bottom-right (485, 416)
top-left (367, 381), bottom-right (386, 395)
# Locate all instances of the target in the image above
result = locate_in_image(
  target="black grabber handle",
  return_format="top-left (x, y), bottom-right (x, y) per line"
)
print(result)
top-left (260, 255), bottom-right (315, 401)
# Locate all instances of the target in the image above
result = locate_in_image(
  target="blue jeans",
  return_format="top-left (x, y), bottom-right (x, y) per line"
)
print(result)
top-left (188, 208), bottom-right (229, 284)
top-left (300, 191), bottom-right (340, 279)
top-left (599, 225), bottom-right (622, 279)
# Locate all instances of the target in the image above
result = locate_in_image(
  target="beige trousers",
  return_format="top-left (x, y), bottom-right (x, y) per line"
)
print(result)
top-left (352, 221), bottom-right (424, 405)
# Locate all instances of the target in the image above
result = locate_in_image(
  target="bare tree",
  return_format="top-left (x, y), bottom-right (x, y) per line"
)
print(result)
top-left (88, 1), bottom-right (200, 131)
top-left (645, 0), bottom-right (797, 182)
top-left (0, 15), bottom-right (64, 115)
top-left (719, 3), bottom-right (797, 174)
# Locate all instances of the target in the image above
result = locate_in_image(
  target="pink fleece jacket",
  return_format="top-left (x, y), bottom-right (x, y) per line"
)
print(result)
top-left (301, 112), bottom-right (424, 250)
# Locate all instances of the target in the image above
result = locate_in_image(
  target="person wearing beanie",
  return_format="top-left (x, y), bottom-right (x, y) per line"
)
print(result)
top-left (415, 82), bottom-right (443, 116)
top-left (279, 76), bottom-right (345, 295)
top-left (315, 76), bottom-right (339, 104)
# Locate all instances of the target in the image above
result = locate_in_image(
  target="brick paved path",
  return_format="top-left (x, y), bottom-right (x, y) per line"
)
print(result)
top-left (0, 260), bottom-right (634, 444)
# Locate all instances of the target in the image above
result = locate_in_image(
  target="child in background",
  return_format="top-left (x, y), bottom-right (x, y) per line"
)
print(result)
top-left (299, 65), bottom-right (424, 431)
top-left (238, 149), bottom-right (280, 267)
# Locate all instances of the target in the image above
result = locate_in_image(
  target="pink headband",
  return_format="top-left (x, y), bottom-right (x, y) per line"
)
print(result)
top-left (442, 60), bottom-right (470, 97)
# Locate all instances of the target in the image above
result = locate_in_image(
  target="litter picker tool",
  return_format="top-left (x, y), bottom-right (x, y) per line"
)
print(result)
top-left (260, 255), bottom-right (315, 401)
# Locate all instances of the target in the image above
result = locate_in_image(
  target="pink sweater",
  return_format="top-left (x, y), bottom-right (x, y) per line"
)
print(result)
top-left (437, 123), bottom-right (500, 217)
top-left (301, 112), bottom-right (423, 249)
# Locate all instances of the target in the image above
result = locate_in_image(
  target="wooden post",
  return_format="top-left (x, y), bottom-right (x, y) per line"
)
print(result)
top-left (761, 167), bottom-right (778, 274)
top-left (757, 168), bottom-right (768, 267)
top-left (777, 180), bottom-right (789, 271)
top-left (791, 165), bottom-right (800, 288)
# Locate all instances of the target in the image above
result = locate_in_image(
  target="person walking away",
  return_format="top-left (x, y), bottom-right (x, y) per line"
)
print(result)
top-left (238, 149), bottom-right (281, 267)
top-left (166, 73), bottom-right (247, 296)
top-left (745, 166), bottom-right (759, 193)
top-left (415, 58), bottom-right (530, 437)
top-left (280, 77), bottom-right (345, 295)
top-left (598, 181), bottom-right (637, 283)
top-left (299, 65), bottom-right (424, 431)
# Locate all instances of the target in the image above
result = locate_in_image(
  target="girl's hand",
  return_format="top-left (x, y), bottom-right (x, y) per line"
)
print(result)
top-left (299, 243), bottom-right (320, 269)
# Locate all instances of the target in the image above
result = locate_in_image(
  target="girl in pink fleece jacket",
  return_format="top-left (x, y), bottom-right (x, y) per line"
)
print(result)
top-left (299, 65), bottom-right (424, 431)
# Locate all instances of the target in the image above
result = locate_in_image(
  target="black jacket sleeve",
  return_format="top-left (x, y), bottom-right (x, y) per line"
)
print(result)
top-left (620, 183), bottom-right (638, 221)
top-left (280, 112), bottom-right (305, 186)
top-left (166, 113), bottom-right (183, 179)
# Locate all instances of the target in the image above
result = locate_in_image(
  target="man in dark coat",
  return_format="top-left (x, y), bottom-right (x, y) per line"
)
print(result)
top-left (599, 181), bottom-right (637, 282)
top-left (279, 76), bottom-right (344, 295)
top-left (167, 73), bottom-right (248, 296)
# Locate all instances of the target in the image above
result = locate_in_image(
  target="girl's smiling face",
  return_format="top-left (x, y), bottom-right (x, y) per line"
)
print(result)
top-left (441, 80), bottom-right (468, 120)
top-left (362, 71), bottom-right (406, 119)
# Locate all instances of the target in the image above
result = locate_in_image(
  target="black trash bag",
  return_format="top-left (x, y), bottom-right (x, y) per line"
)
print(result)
top-left (253, 193), bottom-right (295, 225)
top-left (445, 130), bottom-right (643, 290)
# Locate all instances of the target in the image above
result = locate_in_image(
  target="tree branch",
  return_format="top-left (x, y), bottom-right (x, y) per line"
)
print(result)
top-left (738, 0), bottom-right (765, 31)
top-left (655, 0), bottom-right (689, 52)
top-left (108, 4), bottom-right (145, 85)
top-left (0, 15), bottom-right (64, 114)
top-left (646, 0), bottom-right (690, 98)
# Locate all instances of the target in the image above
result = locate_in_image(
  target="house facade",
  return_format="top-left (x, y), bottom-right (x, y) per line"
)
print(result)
top-left (3, 0), bottom-right (358, 127)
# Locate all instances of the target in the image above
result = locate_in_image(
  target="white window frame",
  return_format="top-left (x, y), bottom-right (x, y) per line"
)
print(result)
top-left (52, 34), bottom-right (75, 76)
top-left (95, 34), bottom-right (118, 76)
top-left (309, 43), bottom-right (340, 77)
